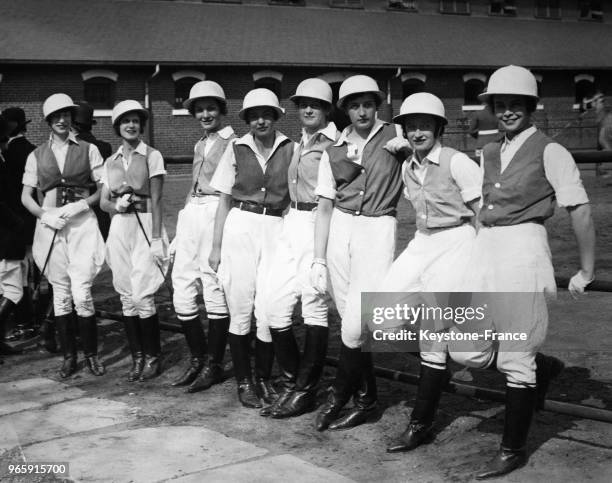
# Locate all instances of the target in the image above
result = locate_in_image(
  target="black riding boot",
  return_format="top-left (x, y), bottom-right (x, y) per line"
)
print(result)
top-left (187, 316), bottom-right (230, 393)
top-left (476, 386), bottom-right (536, 480)
top-left (172, 315), bottom-right (206, 387)
top-left (229, 333), bottom-right (261, 408)
top-left (535, 352), bottom-right (564, 410)
top-left (387, 364), bottom-right (449, 452)
top-left (123, 315), bottom-right (144, 382)
top-left (261, 326), bottom-right (300, 417)
top-left (0, 297), bottom-right (20, 355)
top-left (139, 314), bottom-right (162, 381)
top-left (254, 337), bottom-right (277, 405)
top-left (78, 315), bottom-right (105, 376)
top-left (328, 351), bottom-right (378, 430)
top-left (56, 313), bottom-right (77, 378)
top-left (315, 343), bottom-right (361, 431)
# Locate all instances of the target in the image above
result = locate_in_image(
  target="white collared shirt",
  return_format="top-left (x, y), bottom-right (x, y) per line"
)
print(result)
top-left (481, 125), bottom-right (589, 207)
top-left (210, 130), bottom-right (290, 195)
top-left (404, 142), bottom-right (482, 203)
top-left (197, 125), bottom-right (235, 158)
top-left (101, 140), bottom-right (166, 186)
top-left (22, 132), bottom-right (104, 187)
top-left (298, 121), bottom-right (338, 153)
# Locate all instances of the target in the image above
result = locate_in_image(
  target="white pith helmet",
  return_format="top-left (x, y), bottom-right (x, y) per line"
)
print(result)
top-left (42, 93), bottom-right (78, 121)
top-left (239, 88), bottom-right (285, 120)
top-left (290, 78), bottom-right (333, 105)
top-left (337, 75), bottom-right (385, 109)
top-left (183, 80), bottom-right (227, 112)
top-left (111, 100), bottom-right (149, 126)
top-left (393, 93), bottom-right (448, 125)
top-left (478, 65), bottom-right (539, 101)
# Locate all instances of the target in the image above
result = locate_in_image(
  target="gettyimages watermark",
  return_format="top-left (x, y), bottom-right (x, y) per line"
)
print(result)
top-left (361, 292), bottom-right (556, 353)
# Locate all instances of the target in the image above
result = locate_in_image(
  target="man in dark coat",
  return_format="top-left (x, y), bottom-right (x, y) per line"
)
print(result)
top-left (72, 101), bottom-right (113, 239)
top-left (0, 108), bottom-right (37, 348)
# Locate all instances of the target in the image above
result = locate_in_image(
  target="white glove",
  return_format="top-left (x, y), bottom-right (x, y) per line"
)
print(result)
top-left (150, 238), bottom-right (166, 264)
top-left (40, 211), bottom-right (67, 230)
top-left (115, 193), bottom-right (133, 213)
top-left (568, 270), bottom-right (594, 298)
top-left (384, 136), bottom-right (411, 155)
top-left (310, 259), bottom-right (328, 295)
top-left (58, 199), bottom-right (89, 219)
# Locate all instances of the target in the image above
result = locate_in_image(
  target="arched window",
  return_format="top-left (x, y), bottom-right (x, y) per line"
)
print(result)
top-left (440, 0), bottom-right (470, 14)
top-left (173, 70), bottom-right (206, 110)
top-left (489, 0), bottom-right (516, 16)
top-left (534, 0), bottom-right (560, 19)
top-left (82, 69), bottom-right (118, 109)
top-left (574, 74), bottom-right (596, 110)
top-left (253, 70), bottom-right (283, 98)
top-left (463, 73), bottom-right (486, 109)
top-left (401, 73), bottom-right (426, 99)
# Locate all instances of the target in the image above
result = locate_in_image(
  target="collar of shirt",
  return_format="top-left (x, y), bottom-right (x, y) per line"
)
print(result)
top-left (300, 122), bottom-right (338, 147)
top-left (408, 142), bottom-right (442, 170)
top-left (501, 125), bottom-right (536, 153)
top-left (49, 131), bottom-right (78, 148)
top-left (199, 125), bottom-right (235, 143)
top-left (236, 131), bottom-right (289, 162)
top-left (112, 140), bottom-right (147, 161)
top-left (7, 134), bottom-right (24, 146)
top-left (333, 119), bottom-right (385, 148)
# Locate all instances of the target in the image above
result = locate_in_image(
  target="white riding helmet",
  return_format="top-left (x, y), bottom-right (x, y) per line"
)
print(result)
top-left (42, 93), bottom-right (78, 121)
top-left (239, 88), bottom-right (285, 120)
top-left (111, 100), bottom-right (149, 126)
top-left (183, 80), bottom-right (227, 112)
top-left (393, 93), bottom-right (448, 125)
top-left (478, 65), bottom-right (539, 101)
top-left (337, 75), bottom-right (385, 109)
top-left (290, 78), bottom-right (333, 105)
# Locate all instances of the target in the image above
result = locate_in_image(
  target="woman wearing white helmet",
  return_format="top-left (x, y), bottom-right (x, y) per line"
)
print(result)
top-left (100, 100), bottom-right (168, 382)
top-left (381, 92), bottom-right (483, 453)
top-left (312, 74), bottom-right (409, 431)
top-left (170, 81), bottom-right (235, 394)
top-left (258, 78), bottom-right (339, 419)
top-left (21, 93), bottom-right (106, 378)
top-left (209, 88), bottom-right (294, 409)
top-left (462, 65), bottom-right (595, 479)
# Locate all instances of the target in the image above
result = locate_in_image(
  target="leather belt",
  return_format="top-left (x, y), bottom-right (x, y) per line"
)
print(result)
top-left (55, 186), bottom-right (88, 207)
top-left (290, 201), bottom-right (317, 211)
top-left (235, 201), bottom-right (283, 217)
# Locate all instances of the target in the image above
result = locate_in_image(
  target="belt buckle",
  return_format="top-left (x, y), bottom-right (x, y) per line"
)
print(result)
top-left (262, 206), bottom-right (269, 215)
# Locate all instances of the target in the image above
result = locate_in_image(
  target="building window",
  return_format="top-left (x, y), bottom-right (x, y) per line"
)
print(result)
top-left (329, 0), bottom-right (364, 8)
top-left (401, 73), bottom-right (426, 99)
top-left (172, 70), bottom-right (206, 110)
top-left (463, 73), bottom-right (486, 109)
top-left (440, 0), bottom-right (470, 14)
top-left (81, 70), bottom-right (118, 109)
top-left (489, 0), bottom-right (516, 16)
top-left (253, 70), bottom-right (283, 98)
top-left (388, 0), bottom-right (418, 10)
top-left (574, 74), bottom-right (596, 110)
top-left (535, 0), bottom-right (560, 18)
top-left (269, 0), bottom-right (305, 5)
top-left (579, 1), bottom-right (603, 21)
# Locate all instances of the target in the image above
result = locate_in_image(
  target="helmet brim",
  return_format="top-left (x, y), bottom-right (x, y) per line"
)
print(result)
top-left (239, 105), bottom-right (285, 121)
top-left (183, 96), bottom-right (227, 112)
top-left (337, 90), bottom-right (385, 109)
top-left (392, 112), bottom-right (448, 126)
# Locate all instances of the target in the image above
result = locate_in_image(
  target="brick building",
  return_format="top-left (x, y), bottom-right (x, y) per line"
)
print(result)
top-left (1, 0), bottom-right (610, 157)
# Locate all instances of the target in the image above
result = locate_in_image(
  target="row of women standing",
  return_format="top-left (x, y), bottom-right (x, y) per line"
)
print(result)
top-left (20, 65), bottom-right (595, 480)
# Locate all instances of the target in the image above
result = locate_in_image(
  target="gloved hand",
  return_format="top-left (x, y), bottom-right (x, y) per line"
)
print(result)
top-left (568, 270), bottom-right (594, 298)
top-left (40, 211), bottom-right (67, 230)
top-left (310, 259), bottom-right (327, 295)
top-left (58, 199), bottom-right (89, 219)
top-left (208, 247), bottom-right (221, 273)
top-left (115, 193), bottom-right (132, 213)
top-left (150, 238), bottom-right (166, 264)
top-left (384, 136), bottom-right (411, 155)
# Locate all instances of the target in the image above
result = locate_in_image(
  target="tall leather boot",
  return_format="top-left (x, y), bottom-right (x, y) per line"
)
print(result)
top-left (261, 326), bottom-right (300, 417)
top-left (229, 333), bottom-right (262, 408)
top-left (328, 351), bottom-right (378, 430)
top-left (387, 364), bottom-right (449, 452)
top-left (139, 314), bottom-right (162, 381)
top-left (315, 343), bottom-right (361, 431)
top-left (272, 325), bottom-right (328, 419)
top-left (535, 352), bottom-right (564, 410)
top-left (78, 315), bottom-right (105, 376)
top-left (254, 337), bottom-right (277, 405)
top-left (123, 315), bottom-right (144, 382)
top-left (6, 291), bottom-right (35, 341)
top-left (476, 386), bottom-right (536, 480)
top-left (171, 315), bottom-right (206, 387)
top-left (55, 313), bottom-right (77, 378)
top-left (0, 297), bottom-right (21, 355)
top-left (187, 316), bottom-right (230, 393)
